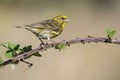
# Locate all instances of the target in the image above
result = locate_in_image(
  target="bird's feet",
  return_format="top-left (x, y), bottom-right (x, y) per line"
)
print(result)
top-left (40, 42), bottom-right (48, 46)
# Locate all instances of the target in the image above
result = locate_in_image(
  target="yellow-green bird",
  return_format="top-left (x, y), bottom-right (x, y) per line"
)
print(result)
top-left (15, 15), bottom-right (70, 44)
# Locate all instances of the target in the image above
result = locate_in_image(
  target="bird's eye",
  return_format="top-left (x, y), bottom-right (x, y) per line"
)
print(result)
top-left (61, 17), bottom-right (65, 19)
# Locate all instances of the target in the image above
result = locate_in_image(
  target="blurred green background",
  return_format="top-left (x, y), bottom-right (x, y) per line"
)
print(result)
top-left (0, 0), bottom-right (120, 80)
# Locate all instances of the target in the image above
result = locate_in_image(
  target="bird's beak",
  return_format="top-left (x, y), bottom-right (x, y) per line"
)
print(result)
top-left (65, 18), bottom-right (70, 22)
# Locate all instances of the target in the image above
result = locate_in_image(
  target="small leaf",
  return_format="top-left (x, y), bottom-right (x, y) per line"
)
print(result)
top-left (0, 42), bottom-right (20, 50)
top-left (18, 45), bottom-right (33, 59)
top-left (22, 45), bottom-right (32, 52)
top-left (5, 50), bottom-right (16, 58)
top-left (14, 44), bottom-right (20, 50)
top-left (0, 42), bottom-right (9, 48)
top-left (33, 52), bottom-right (42, 57)
top-left (105, 27), bottom-right (116, 38)
top-left (10, 64), bottom-right (16, 70)
top-left (0, 57), bottom-right (3, 65)
top-left (55, 44), bottom-right (66, 51)
top-left (109, 30), bottom-right (116, 38)
top-left (106, 27), bottom-right (111, 34)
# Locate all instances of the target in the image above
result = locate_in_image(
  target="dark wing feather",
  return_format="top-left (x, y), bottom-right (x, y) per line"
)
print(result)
top-left (30, 19), bottom-right (62, 31)
top-left (23, 19), bottom-right (63, 35)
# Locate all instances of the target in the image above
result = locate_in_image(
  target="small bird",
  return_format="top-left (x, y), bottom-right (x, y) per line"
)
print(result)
top-left (15, 15), bottom-right (70, 44)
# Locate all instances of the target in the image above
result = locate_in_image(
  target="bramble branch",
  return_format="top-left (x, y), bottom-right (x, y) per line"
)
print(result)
top-left (0, 37), bottom-right (120, 68)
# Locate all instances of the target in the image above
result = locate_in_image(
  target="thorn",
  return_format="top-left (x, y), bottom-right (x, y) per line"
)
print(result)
top-left (104, 38), bottom-right (112, 43)
top-left (51, 43), bottom-right (54, 47)
top-left (20, 54), bottom-right (27, 61)
top-left (88, 36), bottom-right (95, 38)
top-left (62, 40), bottom-right (70, 46)
top-left (81, 40), bottom-right (85, 44)
top-left (24, 54), bottom-right (27, 57)
top-left (66, 42), bottom-right (70, 47)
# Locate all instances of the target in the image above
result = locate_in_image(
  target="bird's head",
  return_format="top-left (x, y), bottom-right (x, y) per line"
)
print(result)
top-left (53, 15), bottom-right (70, 28)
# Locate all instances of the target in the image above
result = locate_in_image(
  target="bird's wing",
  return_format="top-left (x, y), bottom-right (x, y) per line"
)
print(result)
top-left (30, 19), bottom-right (62, 30)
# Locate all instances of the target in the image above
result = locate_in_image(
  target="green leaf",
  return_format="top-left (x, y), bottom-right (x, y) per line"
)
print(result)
top-left (0, 42), bottom-right (10, 49)
top-left (106, 27), bottom-right (110, 34)
top-left (33, 52), bottom-right (42, 57)
top-left (10, 64), bottom-right (16, 70)
top-left (22, 45), bottom-right (32, 52)
top-left (17, 45), bottom-right (33, 60)
top-left (14, 44), bottom-right (20, 50)
top-left (15, 49), bottom-right (23, 54)
top-left (105, 27), bottom-right (116, 38)
top-left (55, 44), bottom-right (66, 51)
top-left (109, 30), bottom-right (116, 38)
top-left (5, 50), bottom-right (16, 58)
top-left (0, 42), bottom-right (20, 50)
top-left (0, 57), bottom-right (3, 65)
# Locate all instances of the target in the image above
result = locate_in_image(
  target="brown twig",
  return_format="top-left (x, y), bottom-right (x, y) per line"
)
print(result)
top-left (0, 37), bottom-right (120, 68)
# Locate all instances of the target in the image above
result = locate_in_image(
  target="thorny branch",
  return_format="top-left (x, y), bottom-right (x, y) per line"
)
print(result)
top-left (0, 37), bottom-right (120, 68)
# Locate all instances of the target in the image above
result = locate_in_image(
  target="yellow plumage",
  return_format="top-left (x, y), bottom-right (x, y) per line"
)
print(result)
top-left (15, 15), bottom-right (70, 44)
